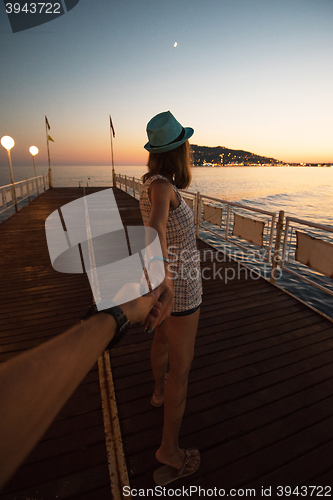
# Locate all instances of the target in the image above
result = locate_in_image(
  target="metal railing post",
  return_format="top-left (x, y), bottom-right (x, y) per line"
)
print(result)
top-left (26, 179), bottom-right (31, 203)
top-left (2, 189), bottom-right (6, 210)
top-left (33, 156), bottom-right (39, 196)
top-left (6, 149), bottom-right (18, 212)
top-left (196, 191), bottom-right (201, 238)
top-left (267, 214), bottom-right (276, 263)
top-left (281, 217), bottom-right (290, 267)
top-left (225, 204), bottom-right (230, 240)
top-left (270, 210), bottom-right (285, 284)
top-left (11, 184), bottom-right (17, 212)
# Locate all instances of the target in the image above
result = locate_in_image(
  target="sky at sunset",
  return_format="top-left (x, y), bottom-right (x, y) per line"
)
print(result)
top-left (0, 0), bottom-right (332, 168)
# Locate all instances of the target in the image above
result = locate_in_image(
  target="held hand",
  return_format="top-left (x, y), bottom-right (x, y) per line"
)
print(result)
top-left (144, 263), bottom-right (174, 332)
top-left (157, 274), bottom-right (174, 323)
top-left (113, 283), bottom-right (162, 324)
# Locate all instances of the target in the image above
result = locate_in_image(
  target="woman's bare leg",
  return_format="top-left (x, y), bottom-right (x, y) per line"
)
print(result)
top-left (155, 308), bottom-right (200, 470)
top-left (150, 322), bottom-right (169, 397)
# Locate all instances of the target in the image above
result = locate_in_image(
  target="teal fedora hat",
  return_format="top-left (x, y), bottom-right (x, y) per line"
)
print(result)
top-left (144, 111), bottom-right (194, 154)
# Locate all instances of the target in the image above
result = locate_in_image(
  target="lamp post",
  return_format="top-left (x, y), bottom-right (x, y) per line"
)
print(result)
top-left (1, 135), bottom-right (17, 211)
top-left (29, 146), bottom-right (39, 195)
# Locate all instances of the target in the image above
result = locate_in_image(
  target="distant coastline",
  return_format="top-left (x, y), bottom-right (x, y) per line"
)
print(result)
top-left (190, 144), bottom-right (333, 167)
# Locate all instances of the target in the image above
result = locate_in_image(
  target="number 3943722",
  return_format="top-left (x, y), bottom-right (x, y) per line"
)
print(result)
top-left (5, 3), bottom-right (61, 14)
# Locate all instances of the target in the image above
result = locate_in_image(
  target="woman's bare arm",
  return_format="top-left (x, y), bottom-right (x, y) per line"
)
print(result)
top-left (146, 179), bottom-right (175, 324)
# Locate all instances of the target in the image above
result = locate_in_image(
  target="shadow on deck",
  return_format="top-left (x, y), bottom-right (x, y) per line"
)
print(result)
top-left (0, 188), bottom-right (333, 499)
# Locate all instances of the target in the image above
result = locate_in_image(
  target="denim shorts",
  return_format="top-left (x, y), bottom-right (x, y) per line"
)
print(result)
top-left (170, 304), bottom-right (201, 317)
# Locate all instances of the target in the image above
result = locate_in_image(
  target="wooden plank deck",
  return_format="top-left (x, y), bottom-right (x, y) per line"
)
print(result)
top-left (0, 187), bottom-right (333, 499)
top-left (108, 193), bottom-right (333, 494)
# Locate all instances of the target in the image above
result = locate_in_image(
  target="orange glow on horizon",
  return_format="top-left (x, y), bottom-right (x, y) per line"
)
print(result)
top-left (0, 122), bottom-right (332, 167)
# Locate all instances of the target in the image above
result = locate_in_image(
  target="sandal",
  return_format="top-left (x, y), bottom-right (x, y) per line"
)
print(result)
top-left (153, 448), bottom-right (201, 485)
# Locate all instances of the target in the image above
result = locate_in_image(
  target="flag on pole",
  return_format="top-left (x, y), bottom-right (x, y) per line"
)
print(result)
top-left (45, 115), bottom-right (54, 187)
top-left (109, 115), bottom-right (115, 138)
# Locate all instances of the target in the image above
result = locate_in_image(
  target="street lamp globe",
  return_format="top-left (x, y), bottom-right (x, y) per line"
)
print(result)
top-left (1, 136), bottom-right (15, 150)
top-left (29, 146), bottom-right (39, 156)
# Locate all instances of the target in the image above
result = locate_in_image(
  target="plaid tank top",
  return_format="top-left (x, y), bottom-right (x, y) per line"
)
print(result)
top-left (139, 174), bottom-right (202, 313)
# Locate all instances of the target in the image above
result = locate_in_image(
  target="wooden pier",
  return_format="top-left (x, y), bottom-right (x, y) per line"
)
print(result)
top-left (0, 188), bottom-right (333, 499)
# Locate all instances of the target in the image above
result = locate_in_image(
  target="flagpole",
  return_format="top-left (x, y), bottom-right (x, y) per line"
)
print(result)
top-left (109, 115), bottom-right (115, 187)
top-left (45, 116), bottom-right (53, 188)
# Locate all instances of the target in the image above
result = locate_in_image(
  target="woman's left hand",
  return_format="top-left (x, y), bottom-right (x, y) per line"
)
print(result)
top-left (144, 265), bottom-right (174, 331)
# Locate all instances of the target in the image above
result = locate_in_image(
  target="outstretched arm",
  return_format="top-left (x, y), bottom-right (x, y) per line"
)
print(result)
top-left (146, 179), bottom-right (176, 328)
top-left (0, 289), bottom-right (160, 489)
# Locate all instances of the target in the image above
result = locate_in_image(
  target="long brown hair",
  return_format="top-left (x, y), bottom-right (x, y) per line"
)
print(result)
top-left (142, 141), bottom-right (192, 189)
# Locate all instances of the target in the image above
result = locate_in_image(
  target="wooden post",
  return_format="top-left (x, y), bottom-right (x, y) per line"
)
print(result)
top-left (270, 210), bottom-right (285, 284)
top-left (125, 175), bottom-right (127, 193)
top-left (133, 177), bottom-right (135, 199)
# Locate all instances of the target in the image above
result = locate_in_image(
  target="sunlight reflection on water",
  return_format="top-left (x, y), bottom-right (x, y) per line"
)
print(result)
top-left (1, 165), bottom-right (332, 223)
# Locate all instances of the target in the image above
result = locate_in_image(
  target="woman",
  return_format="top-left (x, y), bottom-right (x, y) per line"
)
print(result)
top-left (139, 111), bottom-right (202, 485)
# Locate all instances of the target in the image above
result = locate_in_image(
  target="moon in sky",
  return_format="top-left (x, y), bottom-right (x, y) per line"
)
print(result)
top-left (174, 42), bottom-right (177, 47)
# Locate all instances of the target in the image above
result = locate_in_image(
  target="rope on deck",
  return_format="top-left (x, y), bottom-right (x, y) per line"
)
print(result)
top-left (98, 350), bottom-right (132, 500)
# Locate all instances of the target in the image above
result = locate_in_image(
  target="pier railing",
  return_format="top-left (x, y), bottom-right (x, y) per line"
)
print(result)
top-left (281, 216), bottom-right (333, 296)
top-left (189, 191), bottom-right (276, 261)
top-left (115, 174), bottom-right (280, 273)
top-left (115, 173), bottom-right (333, 296)
top-left (0, 175), bottom-right (49, 218)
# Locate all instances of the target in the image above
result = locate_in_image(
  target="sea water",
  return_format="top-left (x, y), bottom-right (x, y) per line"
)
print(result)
top-left (1, 164), bottom-right (332, 222)
top-left (1, 165), bottom-right (332, 318)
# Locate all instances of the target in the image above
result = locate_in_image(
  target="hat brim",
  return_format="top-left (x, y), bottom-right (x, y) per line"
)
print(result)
top-left (144, 127), bottom-right (194, 154)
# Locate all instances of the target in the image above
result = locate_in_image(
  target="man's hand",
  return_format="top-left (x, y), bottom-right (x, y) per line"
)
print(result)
top-left (113, 283), bottom-right (162, 325)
